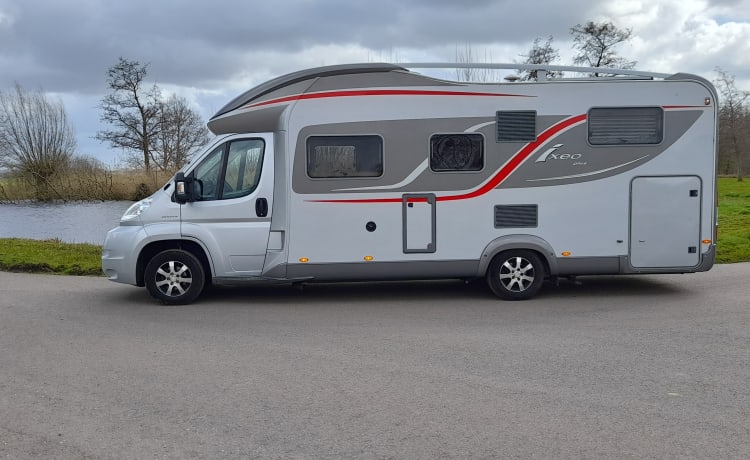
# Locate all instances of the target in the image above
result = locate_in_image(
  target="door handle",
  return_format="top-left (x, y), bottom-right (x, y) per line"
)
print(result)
top-left (255, 198), bottom-right (268, 217)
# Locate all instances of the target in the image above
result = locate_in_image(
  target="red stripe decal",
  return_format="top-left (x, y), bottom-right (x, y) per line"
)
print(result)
top-left (246, 89), bottom-right (532, 109)
top-left (309, 114), bottom-right (588, 204)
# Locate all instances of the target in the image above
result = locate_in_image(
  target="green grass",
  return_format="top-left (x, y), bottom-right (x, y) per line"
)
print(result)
top-left (0, 238), bottom-right (102, 276)
top-left (0, 178), bottom-right (748, 276)
top-left (716, 177), bottom-right (750, 264)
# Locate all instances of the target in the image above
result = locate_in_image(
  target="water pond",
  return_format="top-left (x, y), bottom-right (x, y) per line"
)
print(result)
top-left (0, 201), bottom-right (133, 245)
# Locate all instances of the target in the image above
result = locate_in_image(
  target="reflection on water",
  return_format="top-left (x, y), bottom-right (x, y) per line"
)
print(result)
top-left (0, 201), bottom-right (133, 245)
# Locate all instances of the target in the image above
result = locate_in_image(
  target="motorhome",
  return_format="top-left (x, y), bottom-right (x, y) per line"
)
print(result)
top-left (102, 63), bottom-right (718, 304)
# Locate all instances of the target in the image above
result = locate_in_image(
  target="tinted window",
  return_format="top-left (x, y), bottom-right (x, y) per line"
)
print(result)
top-left (589, 107), bottom-right (663, 145)
top-left (430, 134), bottom-right (484, 171)
top-left (307, 136), bottom-right (383, 178)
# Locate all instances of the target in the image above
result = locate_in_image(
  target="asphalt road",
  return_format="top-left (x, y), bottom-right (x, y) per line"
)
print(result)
top-left (1, 265), bottom-right (749, 459)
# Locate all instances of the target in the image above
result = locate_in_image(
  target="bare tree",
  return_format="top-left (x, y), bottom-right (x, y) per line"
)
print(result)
top-left (570, 21), bottom-right (636, 75)
top-left (517, 36), bottom-right (562, 81)
top-left (715, 67), bottom-right (749, 181)
top-left (152, 95), bottom-right (210, 172)
top-left (0, 83), bottom-right (76, 200)
top-left (454, 44), bottom-right (499, 82)
top-left (97, 58), bottom-right (210, 174)
top-left (96, 58), bottom-right (161, 172)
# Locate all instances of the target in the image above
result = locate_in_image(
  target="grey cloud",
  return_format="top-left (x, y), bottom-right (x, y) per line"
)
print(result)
top-left (0, 0), bottom-right (599, 93)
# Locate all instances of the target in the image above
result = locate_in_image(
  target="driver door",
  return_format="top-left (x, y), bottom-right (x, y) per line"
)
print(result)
top-left (180, 134), bottom-right (274, 277)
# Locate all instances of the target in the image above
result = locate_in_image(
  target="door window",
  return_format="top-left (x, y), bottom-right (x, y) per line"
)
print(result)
top-left (222, 140), bottom-right (264, 199)
top-left (192, 139), bottom-right (265, 201)
top-left (193, 145), bottom-right (224, 201)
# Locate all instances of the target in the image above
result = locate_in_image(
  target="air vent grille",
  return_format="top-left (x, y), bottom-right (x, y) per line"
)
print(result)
top-left (494, 204), bottom-right (538, 228)
top-left (496, 111), bottom-right (537, 142)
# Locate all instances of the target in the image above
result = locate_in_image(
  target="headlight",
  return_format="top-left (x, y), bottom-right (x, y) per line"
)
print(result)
top-left (121, 198), bottom-right (153, 222)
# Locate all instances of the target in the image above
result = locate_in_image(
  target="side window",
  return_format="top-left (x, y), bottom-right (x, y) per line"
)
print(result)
top-left (588, 107), bottom-right (663, 145)
top-left (192, 139), bottom-right (265, 201)
top-left (307, 135), bottom-right (383, 178)
top-left (222, 140), bottom-right (265, 199)
top-left (430, 134), bottom-right (484, 172)
top-left (193, 144), bottom-right (224, 201)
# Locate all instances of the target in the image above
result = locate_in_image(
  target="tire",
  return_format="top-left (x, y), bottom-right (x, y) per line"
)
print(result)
top-left (144, 249), bottom-right (205, 305)
top-left (486, 250), bottom-right (545, 300)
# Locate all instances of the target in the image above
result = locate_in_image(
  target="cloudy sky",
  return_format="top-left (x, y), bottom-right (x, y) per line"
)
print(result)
top-left (1, 0), bottom-right (749, 165)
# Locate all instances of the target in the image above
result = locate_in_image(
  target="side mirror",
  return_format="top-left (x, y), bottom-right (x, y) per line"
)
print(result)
top-left (174, 172), bottom-right (194, 204)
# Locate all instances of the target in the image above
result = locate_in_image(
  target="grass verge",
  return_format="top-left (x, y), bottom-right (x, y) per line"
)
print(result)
top-left (0, 178), bottom-right (748, 276)
top-left (716, 177), bottom-right (750, 263)
top-left (0, 238), bottom-right (102, 276)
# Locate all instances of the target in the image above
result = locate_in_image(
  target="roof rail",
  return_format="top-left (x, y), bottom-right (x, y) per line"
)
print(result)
top-left (400, 62), bottom-right (671, 81)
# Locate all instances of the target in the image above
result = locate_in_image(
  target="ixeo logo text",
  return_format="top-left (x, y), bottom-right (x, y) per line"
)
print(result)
top-left (534, 144), bottom-right (584, 163)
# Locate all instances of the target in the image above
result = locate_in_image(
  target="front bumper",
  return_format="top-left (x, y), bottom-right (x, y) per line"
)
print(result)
top-left (101, 225), bottom-right (148, 286)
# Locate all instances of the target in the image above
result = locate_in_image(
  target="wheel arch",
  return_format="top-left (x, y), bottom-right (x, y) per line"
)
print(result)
top-left (477, 235), bottom-right (558, 278)
top-left (136, 239), bottom-right (213, 287)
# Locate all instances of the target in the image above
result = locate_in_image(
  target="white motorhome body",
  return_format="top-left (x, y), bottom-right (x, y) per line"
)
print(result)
top-left (102, 63), bottom-right (718, 304)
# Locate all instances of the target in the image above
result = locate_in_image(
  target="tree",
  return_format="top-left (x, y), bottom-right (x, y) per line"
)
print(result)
top-left (454, 44), bottom-right (499, 82)
top-left (153, 95), bottom-right (210, 172)
top-left (517, 36), bottom-right (562, 81)
top-left (0, 83), bottom-right (76, 200)
top-left (715, 67), bottom-right (749, 181)
top-left (570, 21), bottom-right (636, 75)
top-left (97, 58), bottom-right (209, 174)
top-left (97, 58), bottom-right (161, 172)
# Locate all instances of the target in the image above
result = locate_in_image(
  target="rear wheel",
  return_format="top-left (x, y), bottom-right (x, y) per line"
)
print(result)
top-left (144, 250), bottom-right (205, 305)
top-left (486, 250), bottom-right (545, 300)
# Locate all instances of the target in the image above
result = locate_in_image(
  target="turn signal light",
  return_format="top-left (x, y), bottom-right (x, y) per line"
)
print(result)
top-left (702, 239), bottom-right (712, 244)
top-left (299, 257), bottom-right (309, 263)
top-left (561, 251), bottom-right (571, 257)
top-left (364, 255), bottom-right (374, 261)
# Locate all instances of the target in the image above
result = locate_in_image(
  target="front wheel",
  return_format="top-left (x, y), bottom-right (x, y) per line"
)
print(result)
top-left (486, 250), bottom-right (545, 300)
top-left (144, 250), bottom-right (205, 305)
